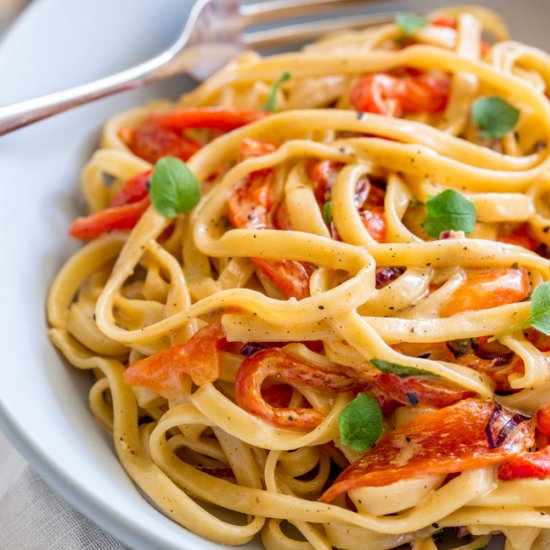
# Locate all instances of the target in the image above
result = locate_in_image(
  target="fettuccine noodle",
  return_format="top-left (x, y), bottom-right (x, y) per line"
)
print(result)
top-left (47, 6), bottom-right (550, 549)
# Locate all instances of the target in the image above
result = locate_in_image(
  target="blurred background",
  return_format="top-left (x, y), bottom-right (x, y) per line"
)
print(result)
top-left (0, 0), bottom-right (29, 37)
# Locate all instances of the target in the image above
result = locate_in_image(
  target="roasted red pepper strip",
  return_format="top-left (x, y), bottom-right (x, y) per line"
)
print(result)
top-left (498, 223), bottom-right (540, 252)
top-left (124, 123), bottom-right (201, 164)
top-left (239, 138), bottom-right (278, 160)
top-left (228, 142), bottom-right (275, 230)
top-left (228, 139), bottom-right (314, 299)
top-left (537, 404), bottom-right (550, 438)
top-left (308, 159), bottom-right (387, 242)
top-left (147, 107), bottom-right (268, 132)
top-left (309, 160), bottom-right (385, 210)
top-left (122, 108), bottom-right (267, 165)
top-left (350, 73), bottom-right (449, 117)
top-left (251, 259), bottom-right (315, 300)
top-left (360, 363), bottom-right (475, 410)
top-left (498, 445), bottom-right (550, 480)
top-left (235, 349), bottom-right (477, 428)
top-left (431, 16), bottom-right (456, 28)
top-left (273, 202), bottom-right (292, 231)
top-left (68, 196), bottom-right (151, 240)
top-left (439, 268), bottom-right (530, 317)
top-left (261, 384), bottom-right (293, 408)
top-left (526, 329), bottom-right (550, 352)
top-left (123, 316), bottom-right (227, 399)
top-left (110, 169), bottom-right (152, 207)
top-left (70, 170), bottom-right (153, 240)
top-left (362, 183), bottom-right (385, 209)
top-left (320, 399), bottom-right (534, 502)
top-left (235, 349), bottom-right (366, 429)
top-left (360, 210), bottom-right (386, 243)
top-left (309, 160), bottom-right (341, 204)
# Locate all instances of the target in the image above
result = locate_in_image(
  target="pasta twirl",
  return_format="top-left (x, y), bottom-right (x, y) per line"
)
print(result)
top-left (47, 7), bottom-right (550, 550)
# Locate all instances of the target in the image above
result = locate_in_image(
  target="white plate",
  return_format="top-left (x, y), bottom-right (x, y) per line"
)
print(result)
top-left (0, 1), bottom-right (548, 549)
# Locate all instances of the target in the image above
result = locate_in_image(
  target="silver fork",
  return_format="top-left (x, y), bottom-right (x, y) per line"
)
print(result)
top-left (0, 0), bottom-right (395, 136)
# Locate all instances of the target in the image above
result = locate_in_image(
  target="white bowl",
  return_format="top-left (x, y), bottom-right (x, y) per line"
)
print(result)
top-left (0, 0), bottom-right (548, 548)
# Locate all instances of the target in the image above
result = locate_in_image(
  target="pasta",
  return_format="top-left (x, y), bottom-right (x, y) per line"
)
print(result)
top-left (47, 6), bottom-right (550, 549)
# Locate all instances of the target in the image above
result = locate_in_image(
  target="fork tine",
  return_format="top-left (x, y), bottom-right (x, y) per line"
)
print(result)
top-left (243, 11), bottom-right (395, 49)
top-left (240, 0), bottom-right (381, 26)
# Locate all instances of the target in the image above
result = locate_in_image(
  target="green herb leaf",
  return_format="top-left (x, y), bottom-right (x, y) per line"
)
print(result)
top-left (490, 281), bottom-right (550, 341)
top-left (395, 13), bottom-right (429, 35)
top-left (323, 201), bottom-right (333, 225)
top-left (150, 157), bottom-right (201, 218)
top-left (530, 281), bottom-right (550, 334)
top-left (423, 189), bottom-right (476, 238)
top-left (371, 358), bottom-right (438, 378)
top-left (472, 96), bottom-right (520, 139)
top-left (263, 70), bottom-right (292, 112)
top-left (339, 393), bottom-right (382, 452)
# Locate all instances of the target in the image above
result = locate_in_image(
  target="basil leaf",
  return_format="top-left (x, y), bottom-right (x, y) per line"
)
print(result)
top-left (423, 189), bottom-right (476, 238)
top-left (323, 201), bottom-right (333, 225)
top-left (371, 358), bottom-right (438, 378)
top-left (263, 71), bottom-right (292, 112)
top-left (490, 280), bottom-right (550, 341)
top-left (395, 13), bottom-right (429, 35)
top-left (528, 281), bottom-right (550, 335)
top-left (150, 157), bottom-right (201, 218)
top-left (472, 96), bottom-right (520, 139)
top-left (339, 393), bottom-right (382, 452)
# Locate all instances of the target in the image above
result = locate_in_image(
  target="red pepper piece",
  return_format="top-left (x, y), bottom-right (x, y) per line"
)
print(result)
top-left (68, 197), bottom-right (151, 240)
top-left (148, 107), bottom-right (268, 132)
top-left (537, 404), bottom-right (550, 438)
top-left (439, 268), bottom-right (531, 317)
top-left (123, 316), bottom-right (228, 399)
top-left (320, 399), bottom-right (533, 502)
top-left (110, 170), bottom-right (152, 207)
top-left (235, 348), bottom-right (366, 429)
top-left (124, 123), bottom-right (201, 164)
top-left (350, 73), bottom-right (449, 117)
top-left (228, 139), bottom-right (314, 299)
top-left (499, 223), bottom-right (540, 252)
top-left (498, 446), bottom-right (550, 480)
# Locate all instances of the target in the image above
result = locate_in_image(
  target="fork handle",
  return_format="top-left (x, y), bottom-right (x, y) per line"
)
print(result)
top-left (0, 51), bottom-right (171, 137)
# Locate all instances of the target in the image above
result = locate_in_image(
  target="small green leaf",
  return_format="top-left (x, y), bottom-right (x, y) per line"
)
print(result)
top-left (528, 281), bottom-right (550, 334)
top-left (490, 280), bottom-right (550, 341)
top-left (339, 393), bottom-right (382, 452)
top-left (150, 157), bottom-right (201, 218)
top-left (395, 13), bottom-right (429, 35)
top-left (371, 358), bottom-right (438, 378)
top-left (263, 71), bottom-right (292, 112)
top-left (323, 201), bottom-right (333, 225)
top-left (472, 96), bottom-right (520, 139)
top-left (423, 189), bottom-right (476, 238)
